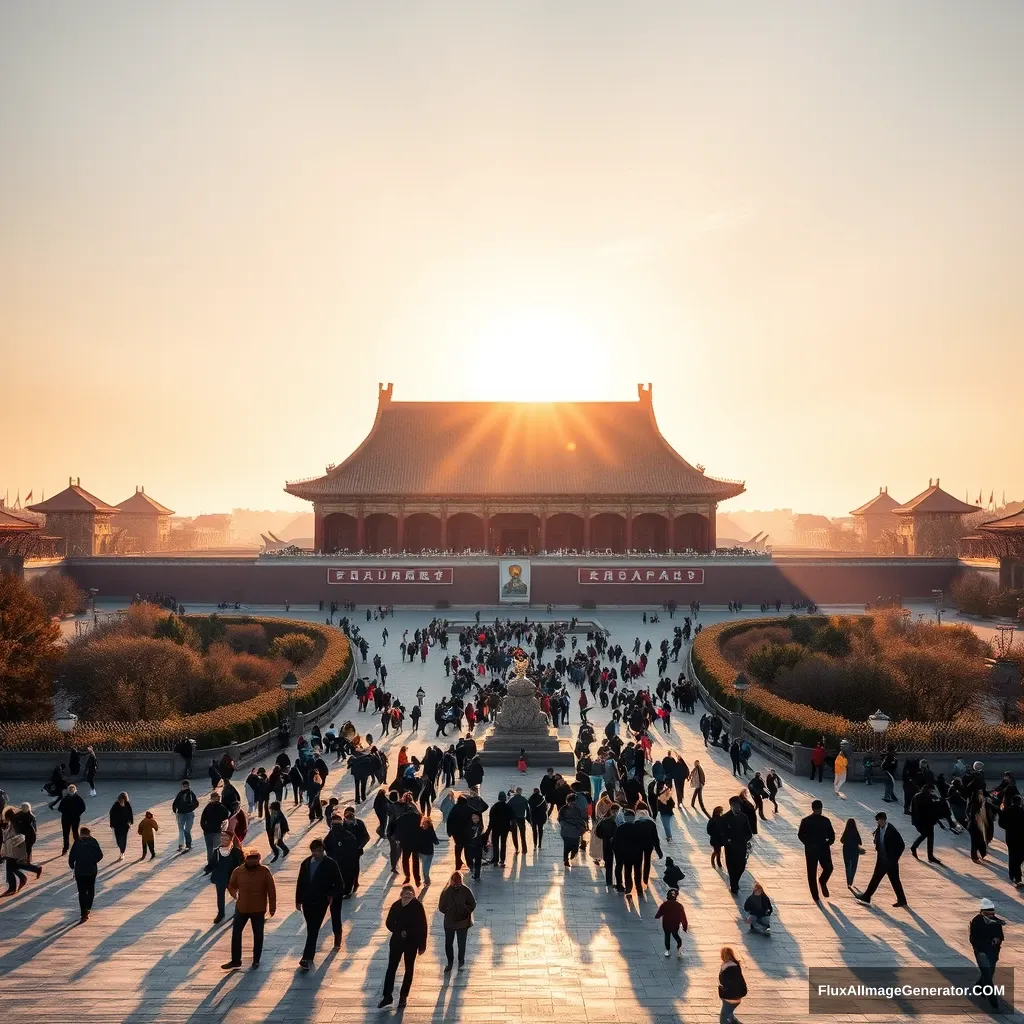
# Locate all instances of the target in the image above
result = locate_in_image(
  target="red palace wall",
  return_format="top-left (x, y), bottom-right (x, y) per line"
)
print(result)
top-left (66, 556), bottom-right (963, 607)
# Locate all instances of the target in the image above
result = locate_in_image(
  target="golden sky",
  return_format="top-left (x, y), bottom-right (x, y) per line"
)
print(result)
top-left (2, 3), bottom-right (1022, 517)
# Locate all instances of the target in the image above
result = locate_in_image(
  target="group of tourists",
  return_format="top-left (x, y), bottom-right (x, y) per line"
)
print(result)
top-left (3, 608), bottom-right (1014, 1018)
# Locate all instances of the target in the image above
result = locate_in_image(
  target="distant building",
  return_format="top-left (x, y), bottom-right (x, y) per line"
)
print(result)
top-left (962, 509), bottom-right (1024, 589)
top-left (892, 479), bottom-right (977, 555)
top-left (791, 513), bottom-right (834, 549)
top-left (169, 513), bottom-right (233, 550)
top-left (28, 479), bottom-right (120, 556)
top-left (850, 487), bottom-right (901, 548)
top-left (116, 487), bottom-right (174, 552)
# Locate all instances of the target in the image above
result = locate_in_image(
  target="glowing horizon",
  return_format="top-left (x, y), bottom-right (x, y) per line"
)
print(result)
top-left (2, 4), bottom-right (1022, 519)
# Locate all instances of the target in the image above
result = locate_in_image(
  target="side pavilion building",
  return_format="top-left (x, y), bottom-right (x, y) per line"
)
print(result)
top-left (285, 383), bottom-right (745, 555)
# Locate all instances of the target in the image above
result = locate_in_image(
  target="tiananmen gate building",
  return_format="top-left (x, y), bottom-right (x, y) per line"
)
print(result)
top-left (285, 383), bottom-right (745, 556)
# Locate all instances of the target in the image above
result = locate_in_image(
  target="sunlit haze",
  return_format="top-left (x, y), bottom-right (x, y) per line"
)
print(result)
top-left (2, 3), bottom-right (1022, 516)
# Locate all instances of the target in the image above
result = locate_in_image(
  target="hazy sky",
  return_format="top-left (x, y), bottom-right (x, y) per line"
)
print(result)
top-left (2, 2), bottom-right (1022, 517)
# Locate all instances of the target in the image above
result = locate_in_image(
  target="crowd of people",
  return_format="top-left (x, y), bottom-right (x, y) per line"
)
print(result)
top-left (1, 607), bottom-right (1014, 1017)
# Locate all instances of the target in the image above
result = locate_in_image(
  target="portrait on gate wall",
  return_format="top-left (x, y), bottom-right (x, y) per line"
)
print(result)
top-left (499, 558), bottom-right (531, 603)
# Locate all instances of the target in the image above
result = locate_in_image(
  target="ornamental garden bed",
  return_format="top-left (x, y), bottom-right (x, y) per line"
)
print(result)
top-left (692, 611), bottom-right (1024, 752)
top-left (0, 601), bottom-right (351, 753)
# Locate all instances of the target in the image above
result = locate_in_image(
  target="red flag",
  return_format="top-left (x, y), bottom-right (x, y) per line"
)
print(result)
top-left (989, 491), bottom-right (994, 506)
top-left (24, 490), bottom-right (33, 503)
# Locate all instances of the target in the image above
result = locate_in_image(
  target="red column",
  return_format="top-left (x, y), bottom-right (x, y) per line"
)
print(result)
top-left (482, 511), bottom-right (490, 553)
top-left (396, 513), bottom-right (405, 551)
top-left (314, 509), bottom-right (324, 552)
top-left (707, 507), bottom-right (717, 551)
top-left (539, 510), bottom-right (547, 552)
top-left (667, 514), bottom-right (675, 553)
top-left (356, 510), bottom-right (366, 550)
top-left (624, 512), bottom-right (633, 552)
top-left (440, 511), bottom-right (448, 551)
top-left (583, 512), bottom-right (591, 551)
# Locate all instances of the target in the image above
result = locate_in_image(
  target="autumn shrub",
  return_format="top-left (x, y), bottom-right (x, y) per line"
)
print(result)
top-left (746, 643), bottom-right (804, 685)
top-left (0, 617), bottom-right (352, 751)
top-left (691, 615), bottom-right (1024, 752)
top-left (0, 574), bottom-right (61, 721)
top-left (224, 623), bottom-right (268, 656)
top-left (721, 626), bottom-right (793, 668)
top-left (27, 571), bottom-right (87, 617)
top-left (154, 613), bottom-right (202, 650)
top-left (951, 572), bottom-right (997, 616)
top-left (271, 632), bottom-right (317, 665)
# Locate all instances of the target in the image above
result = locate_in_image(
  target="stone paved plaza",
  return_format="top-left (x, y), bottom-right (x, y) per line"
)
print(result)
top-left (3, 605), bottom-right (1022, 1022)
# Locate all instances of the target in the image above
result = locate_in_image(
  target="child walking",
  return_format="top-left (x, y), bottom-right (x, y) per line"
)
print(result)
top-left (654, 888), bottom-right (688, 958)
top-left (138, 811), bottom-right (159, 859)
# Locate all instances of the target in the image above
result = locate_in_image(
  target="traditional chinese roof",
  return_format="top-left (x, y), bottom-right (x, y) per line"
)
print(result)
top-left (892, 480), bottom-right (978, 516)
top-left (850, 487), bottom-right (901, 517)
top-left (28, 480), bottom-right (119, 515)
top-left (117, 487), bottom-right (174, 516)
top-left (285, 384), bottom-right (745, 502)
top-left (792, 514), bottom-right (833, 530)
top-left (0, 509), bottom-right (39, 532)
top-left (980, 509), bottom-right (1024, 533)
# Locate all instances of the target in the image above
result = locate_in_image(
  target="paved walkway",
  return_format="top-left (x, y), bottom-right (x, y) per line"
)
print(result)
top-left (3, 606), bottom-right (1022, 1022)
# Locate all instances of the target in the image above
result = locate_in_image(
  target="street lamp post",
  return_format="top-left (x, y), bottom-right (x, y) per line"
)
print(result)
top-left (867, 709), bottom-right (891, 751)
top-left (733, 672), bottom-right (750, 741)
top-left (55, 711), bottom-right (79, 736)
top-left (280, 671), bottom-right (298, 736)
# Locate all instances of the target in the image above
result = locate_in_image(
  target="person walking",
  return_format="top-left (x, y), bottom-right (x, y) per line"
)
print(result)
top-left (854, 812), bottom-right (907, 908)
top-left (171, 779), bottom-right (199, 852)
top-left (810, 742), bottom-right (826, 783)
top-left (707, 806), bottom-right (725, 869)
top-left (747, 773), bottom-right (769, 820)
top-left (718, 946), bottom-right (748, 1024)
top-left (2, 810), bottom-right (41, 893)
top-left (379, 885), bottom-right (428, 1008)
top-left (840, 818), bottom-right (864, 889)
top-left (722, 797), bottom-right (752, 895)
top-left (222, 849), bottom-right (277, 970)
top-left (881, 749), bottom-right (898, 802)
top-left (209, 832), bottom-right (244, 924)
top-left (998, 794), bottom-right (1024, 887)
top-left (655, 887), bottom-right (688, 958)
top-left (595, 805), bottom-right (618, 888)
top-left (833, 747), bottom-right (848, 799)
top-left (58, 784), bottom-right (86, 854)
top-left (689, 760), bottom-right (708, 816)
top-left (910, 785), bottom-right (942, 864)
top-left (968, 789), bottom-right (990, 863)
top-left (68, 826), bottom-right (103, 923)
top-left (970, 898), bottom-right (1005, 1010)
top-left (486, 791), bottom-right (513, 867)
top-left (743, 880), bottom-right (773, 935)
top-left (265, 800), bottom-right (291, 861)
top-left (437, 870), bottom-right (476, 971)
top-left (634, 807), bottom-right (664, 886)
top-left (108, 792), bottom-right (134, 862)
top-left (528, 788), bottom-right (547, 849)
top-left (84, 746), bottom-right (99, 797)
top-left (797, 799), bottom-right (835, 901)
top-left (415, 814), bottom-right (439, 884)
top-left (507, 787), bottom-right (529, 854)
top-left (138, 811), bottom-right (159, 859)
top-left (461, 813), bottom-right (485, 881)
top-left (201, 791), bottom-right (230, 873)
top-left (557, 793), bottom-right (588, 869)
top-left (295, 838), bottom-right (345, 971)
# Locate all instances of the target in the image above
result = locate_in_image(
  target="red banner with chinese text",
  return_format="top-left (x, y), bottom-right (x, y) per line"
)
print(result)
top-left (327, 567), bottom-right (454, 585)
top-left (578, 567), bottom-right (704, 585)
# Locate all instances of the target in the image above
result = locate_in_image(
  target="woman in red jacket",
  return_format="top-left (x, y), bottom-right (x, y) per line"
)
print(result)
top-left (654, 887), bottom-right (688, 959)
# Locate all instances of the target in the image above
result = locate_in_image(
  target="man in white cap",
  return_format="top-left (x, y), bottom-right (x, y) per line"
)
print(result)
top-left (969, 897), bottom-right (1004, 1009)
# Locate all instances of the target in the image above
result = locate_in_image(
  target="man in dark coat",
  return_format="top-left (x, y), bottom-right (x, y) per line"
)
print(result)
top-left (910, 785), bottom-right (943, 864)
top-left (379, 886), bottom-right (429, 1008)
top-left (855, 812), bottom-right (907, 908)
top-left (445, 796), bottom-right (472, 871)
top-left (201, 792), bottom-right (231, 872)
top-left (998, 795), bottom-right (1024, 886)
top-left (612, 809), bottom-right (642, 894)
top-left (721, 797), bottom-right (753, 895)
top-left (797, 799), bottom-right (835, 901)
top-left (68, 825), bottom-right (104, 922)
top-left (295, 838), bottom-right (345, 971)
top-left (633, 809), bottom-right (664, 885)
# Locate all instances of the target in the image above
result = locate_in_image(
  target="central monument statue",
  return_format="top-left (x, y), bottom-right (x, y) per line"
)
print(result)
top-left (493, 650), bottom-right (548, 733)
top-left (479, 646), bottom-right (574, 766)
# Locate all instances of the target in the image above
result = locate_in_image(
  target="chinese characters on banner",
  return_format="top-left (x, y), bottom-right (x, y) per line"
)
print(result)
top-left (577, 567), bottom-right (705, 585)
top-left (327, 567), bottom-right (454, 584)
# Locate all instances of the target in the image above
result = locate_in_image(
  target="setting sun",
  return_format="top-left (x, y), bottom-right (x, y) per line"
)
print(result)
top-left (469, 309), bottom-right (613, 401)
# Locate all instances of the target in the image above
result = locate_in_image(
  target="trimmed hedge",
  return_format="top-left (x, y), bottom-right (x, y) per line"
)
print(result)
top-left (692, 615), bottom-right (1024, 752)
top-left (0, 617), bottom-right (351, 753)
